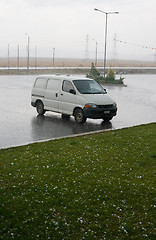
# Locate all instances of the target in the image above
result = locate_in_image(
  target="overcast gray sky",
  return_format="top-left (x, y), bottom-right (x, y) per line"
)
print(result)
top-left (0, 0), bottom-right (156, 61)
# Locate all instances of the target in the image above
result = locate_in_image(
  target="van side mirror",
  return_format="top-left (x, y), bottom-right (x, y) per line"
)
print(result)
top-left (69, 89), bottom-right (76, 95)
top-left (103, 88), bottom-right (107, 93)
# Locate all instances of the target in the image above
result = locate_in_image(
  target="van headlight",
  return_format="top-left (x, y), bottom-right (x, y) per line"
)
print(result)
top-left (113, 102), bottom-right (117, 107)
top-left (84, 103), bottom-right (97, 108)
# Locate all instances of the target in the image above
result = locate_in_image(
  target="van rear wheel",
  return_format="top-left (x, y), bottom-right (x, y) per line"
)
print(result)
top-left (74, 108), bottom-right (86, 124)
top-left (36, 101), bottom-right (45, 115)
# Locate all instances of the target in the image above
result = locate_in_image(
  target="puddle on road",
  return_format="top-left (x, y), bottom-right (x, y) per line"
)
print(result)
top-left (31, 114), bottom-right (112, 141)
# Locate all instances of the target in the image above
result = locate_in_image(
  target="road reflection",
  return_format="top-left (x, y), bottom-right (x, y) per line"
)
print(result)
top-left (31, 113), bottom-right (112, 141)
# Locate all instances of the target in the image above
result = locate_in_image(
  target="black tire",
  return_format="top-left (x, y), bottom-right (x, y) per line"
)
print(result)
top-left (62, 114), bottom-right (70, 120)
top-left (36, 101), bottom-right (45, 115)
top-left (103, 117), bottom-right (112, 122)
top-left (74, 108), bottom-right (86, 124)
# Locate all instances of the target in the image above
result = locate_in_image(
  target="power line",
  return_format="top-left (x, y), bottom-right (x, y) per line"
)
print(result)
top-left (115, 39), bottom-right (156, 51)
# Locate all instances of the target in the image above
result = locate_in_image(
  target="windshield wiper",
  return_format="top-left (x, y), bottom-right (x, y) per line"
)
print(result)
top-left (92, 92), bottom-right (104, 94)
top-left (80, 91), bottom-right (105, 94)
top-left (81, 92), bottom-right (92, 94)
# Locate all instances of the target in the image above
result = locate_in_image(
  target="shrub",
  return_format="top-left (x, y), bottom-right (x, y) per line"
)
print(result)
top-left (86, 64), bottom-right (124, 84)
top-left (106, 68), bottom-right (115, 82)
top-left (86, 63), bottom-right (100, 81)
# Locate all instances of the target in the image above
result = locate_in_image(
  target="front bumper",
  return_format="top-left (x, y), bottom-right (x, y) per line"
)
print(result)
top-left (83, 105), bottom-right (117, 119)
top-left (31, 101), bottom-right (36, 107)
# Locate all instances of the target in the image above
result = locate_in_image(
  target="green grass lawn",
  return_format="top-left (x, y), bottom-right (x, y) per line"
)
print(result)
top-left (0, 123), bottom-right (156, 240)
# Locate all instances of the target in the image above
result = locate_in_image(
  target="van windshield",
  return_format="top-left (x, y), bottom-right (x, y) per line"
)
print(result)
top-left (73, 79), bottom-right (106, 94)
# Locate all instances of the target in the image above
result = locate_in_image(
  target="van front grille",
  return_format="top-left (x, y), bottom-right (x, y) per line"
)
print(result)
top-left (97, 104), bottom-right (113, 109)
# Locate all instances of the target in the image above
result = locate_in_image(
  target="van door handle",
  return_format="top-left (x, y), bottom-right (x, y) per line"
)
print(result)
top-left (61, 93), bottom-right (63, 96)
top-left (56, 93), bottom-right (58, 97)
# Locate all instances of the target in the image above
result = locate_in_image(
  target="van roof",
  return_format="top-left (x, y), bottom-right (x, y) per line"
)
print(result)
top-left (36, 75), bottom-right (92, 81)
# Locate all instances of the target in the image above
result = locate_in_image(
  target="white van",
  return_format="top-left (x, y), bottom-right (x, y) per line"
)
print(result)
top-left (31, 75), bottom-right (117, 123)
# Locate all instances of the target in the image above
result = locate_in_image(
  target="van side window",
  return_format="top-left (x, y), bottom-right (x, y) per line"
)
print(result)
top-left (34, 78), bottom-right (47, 89)
top-left (47, 79), bottom-right (60, 90)
top-left (62, 80), bottom-right (74, 93)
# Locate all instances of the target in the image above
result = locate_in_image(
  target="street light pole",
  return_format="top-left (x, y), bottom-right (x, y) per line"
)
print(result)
top-left (94, 8), bottom-right (119, 78)
top-left (104, 13), bottom-right (108, 78)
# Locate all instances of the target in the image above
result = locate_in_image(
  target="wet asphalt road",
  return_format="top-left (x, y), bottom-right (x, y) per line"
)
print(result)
top-left (0, 74), bottom-right (156, 148)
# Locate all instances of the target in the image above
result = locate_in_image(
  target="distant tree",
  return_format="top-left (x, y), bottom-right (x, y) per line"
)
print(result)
top-left (86, 63), bottom-right (100, 81)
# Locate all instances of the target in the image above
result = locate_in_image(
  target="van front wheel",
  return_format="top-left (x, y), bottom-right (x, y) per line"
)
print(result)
top-left (103, 117), bottom-right (112, 122)
top-left (74, 108), bottom-right (86, 124)
top-left (36, 101), bottom-right (45, 115)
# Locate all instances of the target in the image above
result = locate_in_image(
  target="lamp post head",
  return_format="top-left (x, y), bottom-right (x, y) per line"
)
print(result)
top-left (94, 8), bottom-right (106, 14)
top-left (94, 8), bottom-right (119, 15)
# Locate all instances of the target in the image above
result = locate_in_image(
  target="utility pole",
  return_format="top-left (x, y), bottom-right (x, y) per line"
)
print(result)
top-left (25, 33), bottom-right (30, 70)
top-left (35, 45), bottom-right (37, 69)
top-left (113, 33), bottom-right (118, 66)
top-left (53, 48), bottom-right (55, 66)
top-left (154, 54), bottom-right (156, 66)
top-left (27, 36), bottom-right (30, 70)
top-left (93, 39), bottom-right (97, 66)
top-left (17, 44), bottom-right (20, 70)
top-left (85, 34), bottom-right (89, 61)
top-left (8, 44), bottom-right (10, 72)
